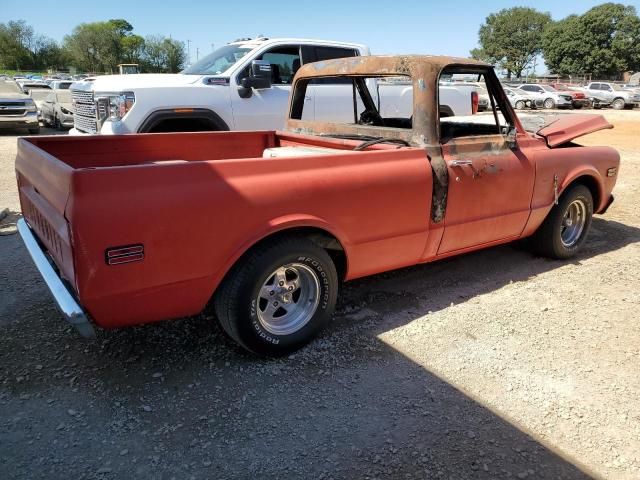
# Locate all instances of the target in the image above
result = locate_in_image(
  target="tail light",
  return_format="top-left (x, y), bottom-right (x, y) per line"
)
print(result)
top-left (471, 91), bottom-right (479, 114)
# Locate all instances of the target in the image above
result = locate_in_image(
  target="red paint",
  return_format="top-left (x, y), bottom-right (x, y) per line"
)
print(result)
top-left (15, 120), bottom-right (619, 330)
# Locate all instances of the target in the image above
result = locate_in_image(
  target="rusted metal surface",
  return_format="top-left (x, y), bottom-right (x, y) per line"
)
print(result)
top-left (287, 55), bottom-right (489, 147)
top-left (286, 55), bottom-right (491, 223)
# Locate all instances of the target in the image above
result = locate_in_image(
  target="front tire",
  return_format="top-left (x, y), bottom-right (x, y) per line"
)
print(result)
top-left (214, 237), bottom-right (338, 356)
top-left (611, 98), bottom-right (625, 110)
top-left (529, 184), bottom-right (593, 259)
top-left (544, 98), bottom-right (556, 109)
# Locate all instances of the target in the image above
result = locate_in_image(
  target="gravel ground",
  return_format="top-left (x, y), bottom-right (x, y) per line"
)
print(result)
top-left (1, 112), bottom-right (639, 479)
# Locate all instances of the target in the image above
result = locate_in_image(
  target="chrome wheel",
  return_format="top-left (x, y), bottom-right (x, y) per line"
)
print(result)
top-left (561, 199), bottom-right (587, 247)
top-left (256, 263), bottom-right (320, 336)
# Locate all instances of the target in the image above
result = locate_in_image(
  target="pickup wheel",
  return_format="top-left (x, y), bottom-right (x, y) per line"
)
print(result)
top-left (529, 184), bottom-right (593, 259)
top-left (214, 237), bottom-right (338, 356)
top-left (611, 98), bottom-right (625, 110)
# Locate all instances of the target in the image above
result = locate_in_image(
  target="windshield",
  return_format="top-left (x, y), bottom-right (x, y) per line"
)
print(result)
top-left (182, 44), bottom-right (253, 75)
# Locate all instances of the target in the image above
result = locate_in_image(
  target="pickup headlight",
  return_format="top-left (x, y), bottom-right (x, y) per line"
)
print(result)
top-left (96, 92), bottom-right (135, 122)
top-left (24, 98), bottom-right (37, 111)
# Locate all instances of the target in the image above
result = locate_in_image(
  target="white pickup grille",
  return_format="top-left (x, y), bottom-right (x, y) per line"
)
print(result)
top-left (71, 89), bottom-right (97, 133)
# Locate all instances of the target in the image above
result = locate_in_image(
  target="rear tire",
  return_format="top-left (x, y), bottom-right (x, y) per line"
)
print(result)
top-left (515, 100), bottom-right (525, 110)
top-left (214, 236), bottom-right (338, 356)
top-left (529, 185), bottom-right (593, 259)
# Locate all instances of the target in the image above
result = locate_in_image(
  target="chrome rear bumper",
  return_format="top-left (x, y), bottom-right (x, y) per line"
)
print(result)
top-left (17, 219), bottom-right (95, 337)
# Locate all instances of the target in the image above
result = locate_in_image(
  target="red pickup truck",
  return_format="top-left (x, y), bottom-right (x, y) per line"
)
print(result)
top-left (16, 56), bottom-right (619, 355)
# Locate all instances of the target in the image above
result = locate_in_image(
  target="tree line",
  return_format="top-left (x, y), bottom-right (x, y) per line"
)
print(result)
top-left (0, 19), bottom-right (186, 73)
top-left (472, 2), bottom-right (640, 79)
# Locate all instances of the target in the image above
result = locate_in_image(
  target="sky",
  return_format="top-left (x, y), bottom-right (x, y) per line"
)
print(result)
top-left (3, 0), bottom-right (640, 73)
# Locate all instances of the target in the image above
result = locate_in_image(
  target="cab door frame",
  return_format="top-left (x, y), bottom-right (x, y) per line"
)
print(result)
top-left (436, 66), bottom-right (536, 255)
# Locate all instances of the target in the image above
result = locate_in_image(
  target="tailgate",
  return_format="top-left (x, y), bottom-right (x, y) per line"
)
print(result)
top-left (15, 137), bottom-right (76, 288)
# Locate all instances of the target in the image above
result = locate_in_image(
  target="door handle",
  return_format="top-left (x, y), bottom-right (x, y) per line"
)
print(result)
top-left (449, 159), bottom-right (481, 178)
top-left (448, 159), bottom-right (473, 167)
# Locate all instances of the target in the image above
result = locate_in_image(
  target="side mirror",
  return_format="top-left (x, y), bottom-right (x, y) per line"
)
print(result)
top-left (238, 60), bottom-right (272, 99)
top-left (506, 126), bottom-right (517, 149)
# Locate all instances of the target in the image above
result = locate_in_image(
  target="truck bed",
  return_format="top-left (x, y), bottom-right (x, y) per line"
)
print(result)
top-left (16, 131), bottom-right (432, 329)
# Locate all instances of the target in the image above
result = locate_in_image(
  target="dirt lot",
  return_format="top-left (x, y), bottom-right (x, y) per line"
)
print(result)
top-left (1, 113), bottom-right (639, 480)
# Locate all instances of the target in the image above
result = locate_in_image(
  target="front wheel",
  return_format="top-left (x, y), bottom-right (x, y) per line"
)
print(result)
top-left (214, 237), bottom-right (338, 356)
top-left (544, 98), bottom-right (556, 109)
top-left (611, 98), bottom-right (625, 110)
top-left (529, 184), bottom-right (593, 259)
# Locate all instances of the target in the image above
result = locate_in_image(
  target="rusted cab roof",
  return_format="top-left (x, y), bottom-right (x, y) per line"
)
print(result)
top-left (294, 55), bottom-right (489, 79)
top-left (287, 55), bottom-right (492, 146)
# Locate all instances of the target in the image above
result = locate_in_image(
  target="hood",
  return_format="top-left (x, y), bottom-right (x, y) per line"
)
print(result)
top-left (84, 73), bottom-right (202, 91)
top-left (537, 114), bottom-right (613, 148)
top-left (0, 92), bottom-right (29, 100)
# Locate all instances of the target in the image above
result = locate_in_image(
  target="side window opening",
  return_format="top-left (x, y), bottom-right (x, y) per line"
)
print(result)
top-left (438, 69), bottom-right (513, 143)
top-left (240, 46), bottom-right (301, 85)
top-left (291, 75), bottom-right (413, 130)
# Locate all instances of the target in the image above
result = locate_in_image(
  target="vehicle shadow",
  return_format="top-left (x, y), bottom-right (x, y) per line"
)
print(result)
top-left (2, 217), bottom-right (637, 478)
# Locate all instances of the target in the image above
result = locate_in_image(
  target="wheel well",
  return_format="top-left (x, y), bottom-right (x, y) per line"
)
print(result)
top-left (235, 227), bottom-right (348, 281)
top-left (567, 175), bottom-right (600, 208)
top-left (138, 108), bottom-right (229, 133)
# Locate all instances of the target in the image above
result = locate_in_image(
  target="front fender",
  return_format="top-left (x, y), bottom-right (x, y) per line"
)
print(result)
top-left (560, 166), bottom-right (605, 210)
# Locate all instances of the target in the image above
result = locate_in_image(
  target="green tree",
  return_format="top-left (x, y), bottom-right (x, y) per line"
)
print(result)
top-left (0, 20), bottom-right (34, 69)
top-left (472, 7), bottom-right (552, 78)
top-left (63, 19), bottom-right (137, 72)
top-left (142, 36), bottom-right (186, 72)
top-left (543, 3), bottom-right (640, 77)
top-left (162, 38), bottom-right (186, 72)
top-left (121, 34), bottom-right (145, 64)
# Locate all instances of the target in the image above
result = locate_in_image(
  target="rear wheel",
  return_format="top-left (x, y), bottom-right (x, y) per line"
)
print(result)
top-left (529, 184), bottom-right (593, 259)
top-left (214, 237), bottom-right (338, 356)
top-left (611, 98), bottom-right (625, 110)
top-left (543, 98), bottom-right (556, 109)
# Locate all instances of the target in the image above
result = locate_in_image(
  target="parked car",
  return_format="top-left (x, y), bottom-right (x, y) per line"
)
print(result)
top-left (69, 37), bottom-right (477, 135)
top-left (17, 81), bottom-right (51, 94)
top-left (40, 90), bottom-right (74, 129)
top-left (29, 88), bottom-right (53, 120)
top-left (504, 87), bottom-right (535, 109)
top-left (516, 84), bottom-right (573, 109)
top-left (582, 82), bottom-right (640, 109)
top-left (0, 80), bottom-right (39, 133)
top-left (49, 80), bottom-right (73, 90)
top-left (549, 83), bottom-right (592, 109)
top-left (16, 55), bottom-right (619, 355)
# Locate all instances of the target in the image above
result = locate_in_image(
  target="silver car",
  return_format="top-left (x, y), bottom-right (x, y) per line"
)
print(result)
top-left (40, 90), bottom-right (74, 130)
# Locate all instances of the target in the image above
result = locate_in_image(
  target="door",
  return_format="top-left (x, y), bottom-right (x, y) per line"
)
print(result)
top-left (437, 69), bottom-right (535, 254)
top-left (230, 45), bottom-right (309, 130)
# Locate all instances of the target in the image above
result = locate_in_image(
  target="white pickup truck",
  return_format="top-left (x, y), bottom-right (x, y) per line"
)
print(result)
top-left (70, 37), bottom-right (477, 135)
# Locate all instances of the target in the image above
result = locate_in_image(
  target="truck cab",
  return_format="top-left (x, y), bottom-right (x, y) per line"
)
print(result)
top-left (70, 38), bottom-right (369, 135)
